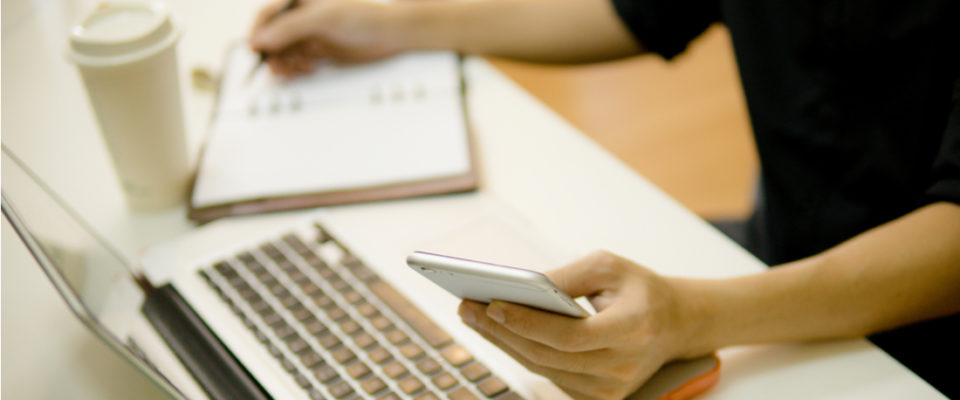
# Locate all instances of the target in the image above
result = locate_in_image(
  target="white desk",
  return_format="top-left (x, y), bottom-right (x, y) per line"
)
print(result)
top-left (0, 0), bottom-right (945, 398)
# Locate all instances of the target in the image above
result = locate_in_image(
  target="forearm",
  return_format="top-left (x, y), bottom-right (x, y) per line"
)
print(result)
top-left (674, 202), bottom-right (960, 357)
top-left (384, 0), bottom-right (642, 63)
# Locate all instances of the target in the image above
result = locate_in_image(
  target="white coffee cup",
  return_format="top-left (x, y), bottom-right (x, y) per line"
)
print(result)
top-left (68, 1), bottom-right (190, 211)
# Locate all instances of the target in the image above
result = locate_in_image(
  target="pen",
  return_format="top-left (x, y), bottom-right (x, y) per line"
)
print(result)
top-left (248, 0), bottom-right (300, 82)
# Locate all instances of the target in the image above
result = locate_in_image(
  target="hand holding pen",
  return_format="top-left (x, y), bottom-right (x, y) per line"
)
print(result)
top-left (249, 0), bottom-right (402, 78)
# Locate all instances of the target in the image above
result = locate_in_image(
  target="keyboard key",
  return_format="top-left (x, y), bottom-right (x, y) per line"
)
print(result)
top-left (385, 329), bottom-right (409, 345)
top-left (260, 243), bottom-right (282, 260)
top-left (283, 234), bottom-right (310, 254)
top-left (293, 371), bottom-right (311, 388)
top-left (353, 332), bottom-right (377, 349)
top-left (246, 261), bottom-right (266, 274)
top-left (313, 225), bottom-right (330, 243)
top-left (277, 259), bottom-right (297, 273)
top-left (237, 287), bottom-right (258, 300)
top-left (416, 357), bottom-right (442, 375)
top-left (330, 277), bottom-right (351, 293)
top-left (326, 307), bottom-right (347, 321)
top-left (237, 252), bottom-right (256, 264)
top-left (343, 290), bottom-right (363, 304)
top-left (253, 328), bottom-right (269, 343)
top-left (415, 392), bottom-right (441, 400)
top-left (493, 391), bottom-right (523, 400)
top-left (305, 320), bottom-right (328, 336)
top-left (263, 312), bottom-right (285, 327)
top-left (369, 281), bottom-right (452, 348)
top-left (357, 302), bottom-right (378, 317)
top-left (289, 270), bottom-right (309, 283)
top-left (266, 342), bottom-right (281, 357)
top-left (376, 393), bottom-right (401, 400)
top-left (400, 343), bottom-right (425, 360)
top-left (332, 348), bottom-right (357, 364)
top-left (312, 293), bottom-right (335, 308)
top-left (361, 377), bottom-right (387, 395)
top-left (300, 351), bottom-right (324, 369)
top-left (382, 360), bottom-right (408, 379)
top-left (315, 265), bottom-right (336, 280)
top-left (368, 346), bottom-right (392, 364)
top-left (340, 252), bottom-right (361, 268)
top-left (346, 362), bottom-right (372, 379)
top-left (449, 387), bottom-right (481, 400)
top-left (370, 315), bottom-right (393, 331)
top-left (313, 364), bottom-right (339, 383)
top-left (317, 333), bottom-right (342, 349)
top-left (308, 388), bottom-right (325, 400)
top-left (399, 376), bottom-right (425, 395)
top-left (340, 320), bottom-right (362, 335)
top-left (280, 357), bottom-right (296, 373)
top-left (432, 372), bottom-right (458, 390)
top-left (301, 282), bottom-right (322, 296)
top-left (459, 362), bottom-right (491, 382)
top-left (269, 283), bottom-right (290, 298)
top-left (328, 379), bottom-right (355, 399)
top-left (477, 376), bottom-right (508, 397)
top-left (280, 295), bottom-right (301, 309)
top-left (250, 300), bottom-right (271, 315)
top-left (214, 262), bottom-right (237, 277)
top-left (293, 308), bottom-right (314, 322)
top-left (256, 272), bottom-right (276, 285)
top-left (440, 344), bottom-right (473, 367)
top-left (287, 337), bottom-right (310, 354)
top-left (227, 276), bottom-right (247, 289)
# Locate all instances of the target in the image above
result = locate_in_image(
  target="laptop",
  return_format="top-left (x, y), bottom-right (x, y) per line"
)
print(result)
top-left (2, 146), bottom-right (719, 400)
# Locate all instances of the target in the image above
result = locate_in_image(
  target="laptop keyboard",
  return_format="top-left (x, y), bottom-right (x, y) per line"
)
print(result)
top-left (197, 223), bottom-right (523, 400)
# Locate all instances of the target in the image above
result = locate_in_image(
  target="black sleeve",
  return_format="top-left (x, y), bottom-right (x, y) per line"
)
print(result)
top-left (609, 0), bottom-right (721, 59)
top-left (926, 76), bottom-right (960, 205)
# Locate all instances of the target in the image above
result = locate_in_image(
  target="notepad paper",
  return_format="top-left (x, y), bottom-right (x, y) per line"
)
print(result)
top-left (190, 47), bottom-right (475, 217)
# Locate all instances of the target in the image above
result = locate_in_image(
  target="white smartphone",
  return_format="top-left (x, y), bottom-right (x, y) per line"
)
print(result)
top-left (406, 251), bottom-right (591, 318)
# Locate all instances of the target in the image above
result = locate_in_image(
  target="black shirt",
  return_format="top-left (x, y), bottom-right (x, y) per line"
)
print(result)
top-left (609, 0), bottom-right (960, 395)
top-left (610, 0), bottom-right (960, 265)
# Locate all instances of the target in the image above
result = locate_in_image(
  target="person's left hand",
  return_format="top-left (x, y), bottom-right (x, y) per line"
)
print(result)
top-left (458, 250), bottom-right (698, 400)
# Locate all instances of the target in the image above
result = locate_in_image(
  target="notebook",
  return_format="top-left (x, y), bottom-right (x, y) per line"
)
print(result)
top-left (2, 146), bottom-right (720, 400)
top-left (188, 47), bottom-right (477, 223)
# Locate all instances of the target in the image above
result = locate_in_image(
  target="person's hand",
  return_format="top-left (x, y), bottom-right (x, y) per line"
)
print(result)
top-left (249, 0), bottom-right (401, 77)
top-left (458, 250), bottom-right (698, 400)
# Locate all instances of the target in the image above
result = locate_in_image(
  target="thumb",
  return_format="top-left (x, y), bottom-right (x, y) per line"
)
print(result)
top-left (252, 9), bottom-right (320, 52)
top-left (545, 250), bottom-right (622, 298)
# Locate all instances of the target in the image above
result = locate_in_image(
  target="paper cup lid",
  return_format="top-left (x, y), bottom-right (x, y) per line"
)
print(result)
top-left (68, 1), bottom-right (179, 67)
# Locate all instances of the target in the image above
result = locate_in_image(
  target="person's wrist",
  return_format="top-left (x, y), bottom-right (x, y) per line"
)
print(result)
top-left (385, 2), bottom-right (461, 52)
top-left (664, 277), bottom-right (719, 359)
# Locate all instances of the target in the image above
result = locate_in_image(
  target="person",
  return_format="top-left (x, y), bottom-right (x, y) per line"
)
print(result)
top-left (249, 1), bottom-right (960, 398)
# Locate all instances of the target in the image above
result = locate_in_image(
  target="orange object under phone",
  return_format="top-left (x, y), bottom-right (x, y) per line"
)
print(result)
top-left (628, 353), bottom-right (721, 400)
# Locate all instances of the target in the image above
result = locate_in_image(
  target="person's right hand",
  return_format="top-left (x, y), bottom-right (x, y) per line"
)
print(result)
top-left (250, 0), bottom-right (402, 77)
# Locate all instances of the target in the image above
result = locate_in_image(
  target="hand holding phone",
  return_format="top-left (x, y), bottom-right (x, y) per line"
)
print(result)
top-left (406, 251), bottom-right (591, 318)
top-left (408, 251), bottom-right (721, 400)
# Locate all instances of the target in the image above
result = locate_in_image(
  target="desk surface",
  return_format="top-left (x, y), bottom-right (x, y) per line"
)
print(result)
top-left (0, 0), bottom-right (944, 399)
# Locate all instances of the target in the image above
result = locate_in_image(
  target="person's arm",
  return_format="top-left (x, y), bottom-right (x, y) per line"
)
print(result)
top-left (677, 201), bottom-right (960, 356)
top-left (459, 201), bottom-right (960, 399)
top-left (249, 0), bottom-right (641, 75)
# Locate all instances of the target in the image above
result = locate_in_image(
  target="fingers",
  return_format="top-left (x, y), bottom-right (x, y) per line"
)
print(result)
top-left (463, 302), bottom-right (633, 400)
top-left (251, 6), bottom-right (320, 53)
top-left (266, 41), bottom-right (321, 77)
top-left (547, 250), bottom-right (625, 298)
top-left (461, 300), bottom-right (607, 353)
top-left (252, 0), bottom-right (292, 32)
